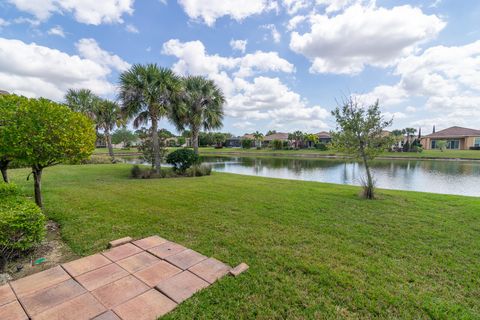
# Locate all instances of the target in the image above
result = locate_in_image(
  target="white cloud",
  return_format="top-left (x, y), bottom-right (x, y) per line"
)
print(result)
top-left (76, 38), bottom-right (131, 72)
top-left (7, 0), bottom-right (134, 25)
top-left (47, 25), bottom-right (65, 37)
top-left (290, 3), bottom-right (445, 74)
top-left (230, 39), bottom-right (247, 53)
top-left (357, 84), bottom-right (408, 107)
top-left (177, 0), bottom-right (277, 26)
top-left (0, 37), bottom-right (128, 100)
top-left (315, 0), bottom-right (356, 13)
top-left (362, 41), bottom-right (480, 129)
top-left (282, 0), bottom-right (310, 14)
top-left (263, 24), bottom-right (281, 43)
top-left (0, 18), bottom-right (11, 27)
top-left (162, 39), bottom-right (293, 80)
top-left (163, 39), bottom-right (328, 131)
top-left (287, 15), bottom-right (306, 31)
top-left (125, 24), bottom-right (139, 33)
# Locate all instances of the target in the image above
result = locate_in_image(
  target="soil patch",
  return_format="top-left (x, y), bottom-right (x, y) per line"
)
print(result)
top-left (1, 220), bottom-right (78, 285)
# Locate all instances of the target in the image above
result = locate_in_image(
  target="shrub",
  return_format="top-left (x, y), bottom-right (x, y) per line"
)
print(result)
top-left (0, 182), bottom-right (19, 197)
top-left (186, 164), bottom-right (212, 177)
top-left (166, 149), bottom-right (199, 173)
top-left (272, 140), bottom-right (283, 150)
top-left (79, 155), bottom-right (114, 165)
top-left (0, 192), bottom-right (45, 269)
top-left (242, 139), bottom-right (253, 149)
top-left (315, 143), bottom-right (328, 151)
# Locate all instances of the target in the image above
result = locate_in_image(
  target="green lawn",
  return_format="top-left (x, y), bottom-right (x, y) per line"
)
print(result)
top-left (10, 165), bottom-right (480, 319)
top-left (199, 147), bottom-right (480, 160)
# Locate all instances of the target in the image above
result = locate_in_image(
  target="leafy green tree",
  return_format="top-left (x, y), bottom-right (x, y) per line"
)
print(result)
top-left (112, 128), bottom-right (137, 148)
top-left (95, 99), bottom-right (123, 160)
top-left (173, 76), bottom-right (225, 155)
top-left (11, 98), bottom-right (96, 207)
top-left (213, 132), bottom-right (226, 148)
top-left (242, 139), bottom-right (253, 149)
top-left (119, 64), bottom-right (182, 174)
top-left (304, 134), bottom-right (319, 148)
top-left (331, 97), bottom-right (393, 199)
top-left (0, 94), bottom-right (25, 183)
top-left (252, 131), bottom-right (264, 148)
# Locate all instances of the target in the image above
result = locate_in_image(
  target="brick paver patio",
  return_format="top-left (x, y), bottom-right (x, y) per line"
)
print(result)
top-left (0, 235), bottom-right (247, 320)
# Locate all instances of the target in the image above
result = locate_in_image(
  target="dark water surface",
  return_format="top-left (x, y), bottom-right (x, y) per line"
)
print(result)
top-left (202, 156), bottom-right (480, 197)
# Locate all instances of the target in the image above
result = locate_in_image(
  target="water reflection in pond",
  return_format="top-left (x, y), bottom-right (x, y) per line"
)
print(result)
top-left (200, 156), bottom-right (480, 197)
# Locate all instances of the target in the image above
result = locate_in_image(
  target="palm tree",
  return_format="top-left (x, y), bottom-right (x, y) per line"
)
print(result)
top-left (65, 89), bottom-right (99, 119)
top-left (288, 131), bottom-right (304, 149)
top-left (252, 131), bottom-right (264, 148)
top-left (95, 99), bottom-right (123, 161)
top-left (119, 64), bottom-right (182, 173)
top-left (173, 76), bottom-right (225, 155)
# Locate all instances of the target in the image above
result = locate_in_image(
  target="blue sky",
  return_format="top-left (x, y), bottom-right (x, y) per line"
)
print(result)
top-left (1, 0), bottom-right (479, 135)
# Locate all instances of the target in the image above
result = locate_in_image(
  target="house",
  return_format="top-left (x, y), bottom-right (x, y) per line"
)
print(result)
top-left (316, 131), bottom-right (331, 144)
top-left (225, 136), bottom-right (242, 148)
top-left (263, 132), bottom-right (290, 147)
top-left (422, 126), bottom-right (480, 150)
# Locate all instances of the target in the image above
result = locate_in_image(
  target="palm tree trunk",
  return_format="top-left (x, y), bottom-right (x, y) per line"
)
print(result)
top-left (151, 118), bottom-right (161, 174)
top-left (105, 128), bottom-right (115, 162)
top-left (192, 129), bottom-right (200, 155)
top-left (32, 167), bottom-right (43, 208)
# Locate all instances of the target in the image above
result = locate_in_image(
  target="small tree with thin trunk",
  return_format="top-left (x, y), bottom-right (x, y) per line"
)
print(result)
top-left (13, 98), bottom-right (96, 207)
top-left (331, 97), bottom-right (393, 199)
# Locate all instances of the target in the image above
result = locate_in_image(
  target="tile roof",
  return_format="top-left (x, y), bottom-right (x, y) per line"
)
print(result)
top-left (426, 126), bottom-right (480, 138)
top-left (316, 131), bottom-right (331, 138)
top-left (264, 133), bottom-right (289, 141)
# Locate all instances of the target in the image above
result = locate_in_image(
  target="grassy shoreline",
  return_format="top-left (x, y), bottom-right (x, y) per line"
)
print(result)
top-left (9, 164), bottom-right (480, 319)
top-left (95, 147), bottom-right (480, 161)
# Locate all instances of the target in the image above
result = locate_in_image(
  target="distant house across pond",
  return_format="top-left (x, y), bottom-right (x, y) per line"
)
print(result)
top-left (422, 126), bottom-right (480, 150)
top-left (316, 131), bottom-right (332, 144)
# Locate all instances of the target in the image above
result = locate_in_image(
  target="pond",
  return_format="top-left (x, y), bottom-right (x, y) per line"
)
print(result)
top-left (122, 155), bottom-right (480, 197)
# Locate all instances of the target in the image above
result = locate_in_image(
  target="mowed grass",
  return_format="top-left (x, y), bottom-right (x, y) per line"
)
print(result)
top-left (199, 147), bottom-right (480, 160)
top-left (10, 165), bottom-right (480, 319)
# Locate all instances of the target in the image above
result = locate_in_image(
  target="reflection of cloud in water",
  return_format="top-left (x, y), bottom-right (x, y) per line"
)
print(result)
top-left (203, 156), bottom-right (480, 197)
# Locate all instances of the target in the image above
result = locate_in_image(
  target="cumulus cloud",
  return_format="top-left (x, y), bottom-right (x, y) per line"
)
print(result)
top-left (230, 39), bottom-right (247, 53)
top-left (162, 39), bottom-right (328, 131)
top-left (361, 40), bottom-right (480, 129)
top-left (76, 38), bottom-right (131, 72)
top-left (47, 25), bottom-right (65, 37)
top-left (0, 37), bottom-right (128, 100)
top-left (289, 3), bottom-right (445, 74)
top-left (6, 0), bottom-right (134, 25)
top-left (177, 0), bottom-right (277, 26)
